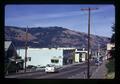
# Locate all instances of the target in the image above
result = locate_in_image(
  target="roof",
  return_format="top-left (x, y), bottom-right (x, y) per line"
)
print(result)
top-left (5, 41), bottom-right (12, 51)
top-left (75, 51), bottom-right (88, 53)
top-left (26, 47), bottom-right (76, 50)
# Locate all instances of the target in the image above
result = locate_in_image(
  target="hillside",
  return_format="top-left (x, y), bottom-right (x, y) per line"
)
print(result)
top-left (5, 26), bottom-right (110, 50)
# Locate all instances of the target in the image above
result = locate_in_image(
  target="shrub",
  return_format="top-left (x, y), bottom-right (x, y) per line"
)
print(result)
top-left (106, 59), bottom-right (115, 73)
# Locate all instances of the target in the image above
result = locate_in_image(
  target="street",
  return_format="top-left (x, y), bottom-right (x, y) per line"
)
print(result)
top-left (5, 59), bottom-right (102, 79)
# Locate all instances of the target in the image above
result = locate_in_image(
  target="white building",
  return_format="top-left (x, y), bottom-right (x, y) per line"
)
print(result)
top-left (74, 48), bottom-right (88, 63)
top-left (107, 43), bottom-right (115, 50)
top-left (106, 43), bottom-right (115, 59)
top-left (17, 47), bottom-right (76, 68)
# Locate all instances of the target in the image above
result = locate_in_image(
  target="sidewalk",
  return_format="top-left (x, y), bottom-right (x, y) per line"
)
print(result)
top-left (63, 59), bottom-right (94, 68)
top-left (90, 60), bottom-right (108, 79)
top-left (5, 68), bottom-right (44, 76)
top-left (61, 61), bottom-right (86, 69)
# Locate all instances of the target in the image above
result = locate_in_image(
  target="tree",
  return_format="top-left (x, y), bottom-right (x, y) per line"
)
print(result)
top-left (109, 24), bottom-right (115, 59)
top-left (110, 24), bottom-right (115, 43)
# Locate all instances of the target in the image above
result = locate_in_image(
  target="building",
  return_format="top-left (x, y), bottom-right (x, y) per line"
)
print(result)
top-left (17, 47), bottom-right (91, 68)
top-left (5, 41), bottom-right (18, 62)
top-left (107, 43), bottom-right (115, 51)
top-left (74, 48), bottom-right (88, 63)
top-left (106, 43), bottom-right (115, 59)
top-left (5, 41), bottom-right (24, 74)
top-left (17, 47), bottom-right (76, 68)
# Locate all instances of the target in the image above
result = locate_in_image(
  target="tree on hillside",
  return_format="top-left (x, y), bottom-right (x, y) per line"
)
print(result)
top-left (110, 24), bottom-right (115, 43)
top-left (105, 24), bottom-right (115, 79)
top-left (110, 24), bottom-right (115, 59)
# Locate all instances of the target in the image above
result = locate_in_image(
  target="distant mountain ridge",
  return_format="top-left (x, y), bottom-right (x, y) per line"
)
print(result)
top-left (5, 26), bottom-right (110, 50)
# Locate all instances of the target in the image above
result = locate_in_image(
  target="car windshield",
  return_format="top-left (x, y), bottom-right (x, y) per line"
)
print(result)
top-left (46, 64), bottom-right (54, 67)
top-left (37, 66), bottom-right (45, 68)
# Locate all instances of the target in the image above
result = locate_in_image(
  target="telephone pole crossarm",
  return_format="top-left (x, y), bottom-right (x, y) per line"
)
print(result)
top-left (81, 8), bottom-right (98, 11)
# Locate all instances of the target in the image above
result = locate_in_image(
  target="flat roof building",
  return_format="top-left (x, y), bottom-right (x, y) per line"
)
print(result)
top-left (17, 47), bottom-right (76, 68)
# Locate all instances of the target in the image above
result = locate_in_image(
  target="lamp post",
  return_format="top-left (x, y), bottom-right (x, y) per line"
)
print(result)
top-left (81, 8), bottom-right (98, 79)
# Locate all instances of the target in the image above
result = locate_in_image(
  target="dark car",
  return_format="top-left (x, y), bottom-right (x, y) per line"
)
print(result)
top-left (95, 58), bottom-right (100, 66)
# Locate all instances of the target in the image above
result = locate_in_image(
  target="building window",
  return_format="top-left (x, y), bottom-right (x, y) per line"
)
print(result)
top-left (54, 60), bottom-right (59, 63)
top-left (51, 59), bottom-right (59, 63)
top-left (28, 57), bottom-right (31, 61)
top-left (51, 60), bottom-right (54, 63)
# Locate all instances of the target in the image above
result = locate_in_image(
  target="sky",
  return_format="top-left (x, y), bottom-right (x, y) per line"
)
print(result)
top-left (5, 5), bottom-right (115, 37)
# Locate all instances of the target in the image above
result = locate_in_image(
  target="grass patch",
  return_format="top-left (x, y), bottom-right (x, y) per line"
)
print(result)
top-left (105, 59), bottom-right (115, 79)
top-left (106, 72), bottom-right (115, 79)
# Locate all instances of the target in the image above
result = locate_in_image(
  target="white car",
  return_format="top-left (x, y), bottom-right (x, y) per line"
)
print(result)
top-left (45, 64), bottom-right (59, 73)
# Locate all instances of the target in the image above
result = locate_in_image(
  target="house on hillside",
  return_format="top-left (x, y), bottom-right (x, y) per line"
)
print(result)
top-left (107, 43), bottom-right (115, 59)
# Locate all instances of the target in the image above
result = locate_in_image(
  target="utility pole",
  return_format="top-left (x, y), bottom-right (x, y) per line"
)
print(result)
top-left (24, 26), bottom-right (28, 72)
top-left (81, 8), bottom-right (98, 79)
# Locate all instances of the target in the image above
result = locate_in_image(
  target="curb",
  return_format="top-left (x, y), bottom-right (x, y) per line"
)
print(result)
top-left (90, 60), bottom-right (107, 79)
top-left (60, 62), bottom-right (86, 70)
top-left (5, 69), bottom-right (44, 76)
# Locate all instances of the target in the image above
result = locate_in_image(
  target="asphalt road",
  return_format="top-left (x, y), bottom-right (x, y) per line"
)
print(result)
top-left (5, 60), bottom-right (100, 79)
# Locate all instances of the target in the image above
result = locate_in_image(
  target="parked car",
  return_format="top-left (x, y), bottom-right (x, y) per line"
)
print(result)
top-left (27, 65), bottom-right (37, 69)
top-left (45, 64), bottom-right (59, 73)
top-left (95, 58), bottom-right (100, 66)
top-left (95, 56), bottom-right (103, 66)
top-left (36, 65), bottom-right (45, 71)
top-left (95, 61), bottom-right (100, 66)
top-left (27, 65), bottom-right (37, 71)
top-left (99, 57), bottom-right (103, 64)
